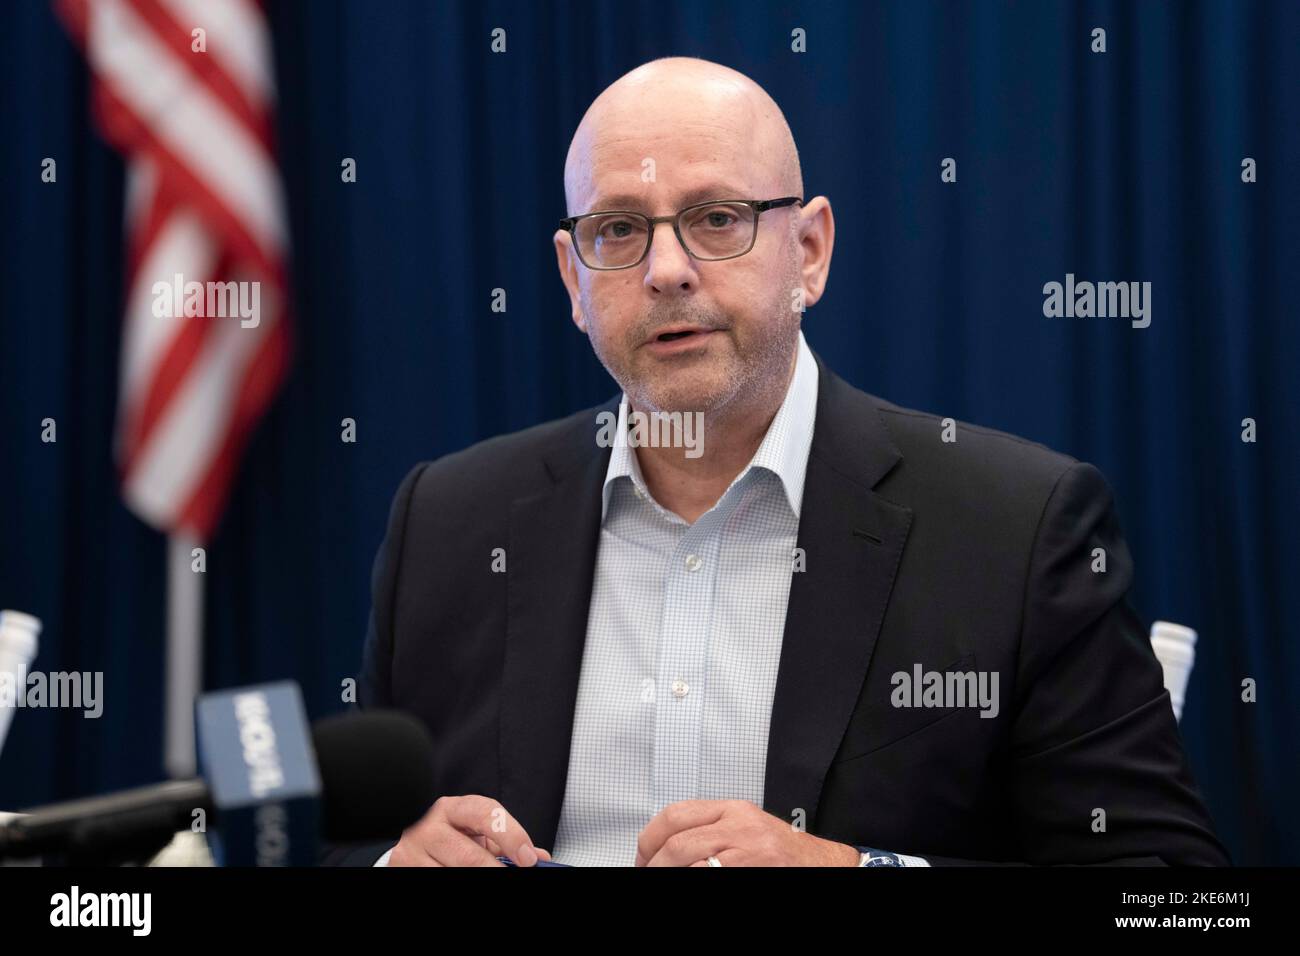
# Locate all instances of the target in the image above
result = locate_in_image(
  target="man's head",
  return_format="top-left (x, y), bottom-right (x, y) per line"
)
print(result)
top-left (554, 57), bottom-right (834, 419)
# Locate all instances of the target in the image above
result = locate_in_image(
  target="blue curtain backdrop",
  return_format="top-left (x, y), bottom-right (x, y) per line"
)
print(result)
top-left (1, 1), bottom-right (1296, 864)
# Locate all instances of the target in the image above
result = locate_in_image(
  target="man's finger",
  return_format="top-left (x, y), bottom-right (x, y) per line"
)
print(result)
top-left (636, 800), bottom-right (728, 866)
top-left (442, 795), bottom-right (540, 866)
top-left (425, 827), bottom-right (505, 866)
top-left (390, 838), bottom-right (444, 867)
top-left (645, 822), bottom-right (732, 867)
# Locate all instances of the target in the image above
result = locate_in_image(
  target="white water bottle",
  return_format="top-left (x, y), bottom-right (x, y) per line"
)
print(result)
top-left (0, 610), bottom-right (41, 758)
top-left (1149, 620), bottom-right (1197, 723)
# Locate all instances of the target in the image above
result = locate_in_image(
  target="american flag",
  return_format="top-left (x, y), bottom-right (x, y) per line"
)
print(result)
top-left (59, 0), bottom-right (291, 539)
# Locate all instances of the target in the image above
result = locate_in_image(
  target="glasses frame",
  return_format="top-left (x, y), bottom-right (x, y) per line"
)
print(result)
top-left (558, 196), bottom-right (803, 271)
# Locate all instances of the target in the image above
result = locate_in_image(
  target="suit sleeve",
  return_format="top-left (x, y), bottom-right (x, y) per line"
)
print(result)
top-left (356, 462), bottom-right (428, 711)
top-left (924, 462), bottom-right (1229, 866)
top-left (320, 464), bottom-right (429, 867)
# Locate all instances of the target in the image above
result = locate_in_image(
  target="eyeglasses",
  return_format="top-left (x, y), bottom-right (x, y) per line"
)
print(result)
top-left (558, 197), bottom-right (802, 270)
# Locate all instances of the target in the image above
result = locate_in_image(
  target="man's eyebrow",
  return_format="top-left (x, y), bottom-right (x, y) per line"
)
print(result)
top-left (585, 185), bottom-right (752, 213)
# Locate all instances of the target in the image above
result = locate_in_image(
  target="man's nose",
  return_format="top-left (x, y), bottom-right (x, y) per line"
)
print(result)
top-left (643, 221), bottom-right (697, 295)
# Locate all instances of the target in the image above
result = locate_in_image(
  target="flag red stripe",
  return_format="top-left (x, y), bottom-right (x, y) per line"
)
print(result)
top-left (118, 302), bottom-right (216, 470)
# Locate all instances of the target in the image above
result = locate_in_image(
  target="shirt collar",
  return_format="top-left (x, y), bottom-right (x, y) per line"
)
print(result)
top-left (601, 329), bottom-right (819, 521)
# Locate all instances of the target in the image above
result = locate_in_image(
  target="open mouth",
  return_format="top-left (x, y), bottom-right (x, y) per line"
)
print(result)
top-left (652, 327), bottom-right (719, 344)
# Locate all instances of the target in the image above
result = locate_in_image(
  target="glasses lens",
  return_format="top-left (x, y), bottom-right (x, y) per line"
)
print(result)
top-left (679, 202), bottom-right (756, 259)
top-left (576, 213), bottom-right (649, 268)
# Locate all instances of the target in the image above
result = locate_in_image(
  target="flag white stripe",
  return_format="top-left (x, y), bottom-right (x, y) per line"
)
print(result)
top-left (161, 0), bottom-right (275, 107)
top-left (124, 300), bottom-right (279, 526)
top-left (117, 211), bottom-right (218, 450)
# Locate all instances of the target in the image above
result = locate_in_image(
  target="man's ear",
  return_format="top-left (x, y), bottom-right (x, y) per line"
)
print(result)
top-left (554, 230), bottom-right (586, 332)
top-left (795, 197), bottom-right (835, 309)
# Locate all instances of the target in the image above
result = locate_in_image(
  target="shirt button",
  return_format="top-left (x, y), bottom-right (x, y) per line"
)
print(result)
top-left (671, 679), bottom-right (689, 698)
top-left (684, 554), bottom-right (702, 572)
top-left (634, 485), bottom-right (646, 499)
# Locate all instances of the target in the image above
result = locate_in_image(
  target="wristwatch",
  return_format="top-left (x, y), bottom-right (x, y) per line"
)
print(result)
top-left (857, 848), bottom-right (904, 866)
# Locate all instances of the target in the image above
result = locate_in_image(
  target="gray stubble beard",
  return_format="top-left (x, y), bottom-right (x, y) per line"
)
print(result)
top-left (581, 241), bottom-right (804, 425)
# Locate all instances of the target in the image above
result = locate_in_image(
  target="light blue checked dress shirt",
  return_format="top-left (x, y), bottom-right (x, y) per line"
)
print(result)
top-left (550, 332), bottom-right (819, 866)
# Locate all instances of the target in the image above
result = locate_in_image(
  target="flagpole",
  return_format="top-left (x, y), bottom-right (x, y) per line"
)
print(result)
top-left (164, 533), bottom-right (204, 778)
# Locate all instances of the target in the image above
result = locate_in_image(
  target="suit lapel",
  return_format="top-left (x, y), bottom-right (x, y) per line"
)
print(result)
top-left (763, 359), bottom-right (913, 827)
top-left (499, 400), bottom-right (614, 849)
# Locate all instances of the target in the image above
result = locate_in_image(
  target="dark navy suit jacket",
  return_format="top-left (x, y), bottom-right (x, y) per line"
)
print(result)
top-left (326, 352), bottom-right (1229, 867)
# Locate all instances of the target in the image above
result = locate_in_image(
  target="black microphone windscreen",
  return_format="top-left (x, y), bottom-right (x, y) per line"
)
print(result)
top-left (311, 711), bottom-right (436, 843)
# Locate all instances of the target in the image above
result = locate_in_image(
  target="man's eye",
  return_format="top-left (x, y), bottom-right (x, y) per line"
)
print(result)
top-left (699, 211), bottom-right (737, 229)
top-left (599, 220), bottom-right (639, 240)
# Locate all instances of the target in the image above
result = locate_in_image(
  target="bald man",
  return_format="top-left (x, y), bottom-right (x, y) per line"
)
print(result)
top-left (342, 58), bottom-right (1228, 867)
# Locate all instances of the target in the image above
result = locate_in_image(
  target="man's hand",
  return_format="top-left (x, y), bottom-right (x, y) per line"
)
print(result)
top-left (387, 794), bottom-right (554, 867)
top-left (635, 799), bottom-right (860, 867)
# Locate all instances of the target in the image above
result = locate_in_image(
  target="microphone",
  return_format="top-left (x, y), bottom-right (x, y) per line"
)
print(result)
top-left (0, 610), bottom-right (41, 759)
top-left (310, 709), bottom-right (436, 846)
top-left (0, 690), bottom-right (435, 866)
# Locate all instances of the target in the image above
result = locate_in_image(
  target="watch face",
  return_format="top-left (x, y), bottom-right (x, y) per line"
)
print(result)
top-left (861, 852), bottom-right (903, 866)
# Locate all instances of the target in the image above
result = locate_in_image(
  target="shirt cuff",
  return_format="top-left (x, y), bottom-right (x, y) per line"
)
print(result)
top-left (374, 847), bottom-right (395, 867)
